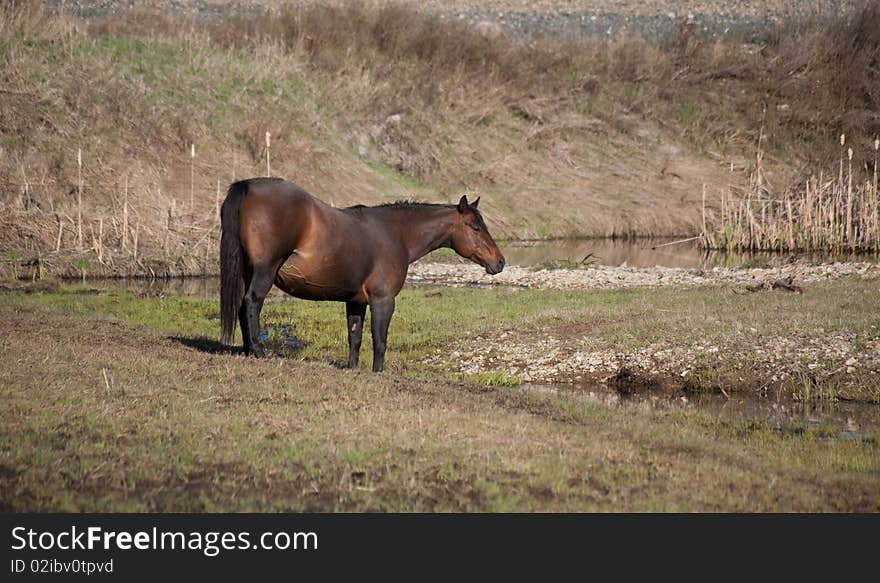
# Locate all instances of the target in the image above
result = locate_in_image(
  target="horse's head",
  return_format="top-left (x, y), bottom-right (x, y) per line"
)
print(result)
top-left (450, 195), bottom-right (506, 275)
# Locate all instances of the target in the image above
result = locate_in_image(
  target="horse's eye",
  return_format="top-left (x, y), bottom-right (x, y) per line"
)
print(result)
top-left (468, 223), bottom-right (481, 232)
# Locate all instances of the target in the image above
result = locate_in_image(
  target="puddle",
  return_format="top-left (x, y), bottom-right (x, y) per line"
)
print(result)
top-left (259, 324), bottom-right (306, 353)
top-left (524, 383), bottom-right (880, 441)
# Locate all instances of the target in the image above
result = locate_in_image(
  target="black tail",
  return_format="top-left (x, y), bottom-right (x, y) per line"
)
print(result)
top-left (220, 181), bottom-right (249, 345)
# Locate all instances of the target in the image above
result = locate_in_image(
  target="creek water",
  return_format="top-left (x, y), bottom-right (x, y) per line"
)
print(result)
top-left (499, 238), bottom-right (879, 269)
top-left (523, 383), bottom-right (880, 441)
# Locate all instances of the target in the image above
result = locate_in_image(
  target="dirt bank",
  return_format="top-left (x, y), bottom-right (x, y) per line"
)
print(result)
top-left (6, 2), bottom-right (878, 273)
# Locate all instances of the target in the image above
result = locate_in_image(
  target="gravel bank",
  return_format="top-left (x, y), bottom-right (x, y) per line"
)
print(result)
top-left (427, 329), bottom-right (880, 389)
top-left (415, 263), bottom-right (880, 396)
top-left (44, 1), bottom-right (863, 39)
top-left (408, 261), bottom-right (880, 290)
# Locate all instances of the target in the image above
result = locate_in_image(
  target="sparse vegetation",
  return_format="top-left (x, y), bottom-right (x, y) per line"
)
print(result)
top-left (532, 256), bottom-right (598, 270)
top-left (465, 371), bottom-right (524, 387)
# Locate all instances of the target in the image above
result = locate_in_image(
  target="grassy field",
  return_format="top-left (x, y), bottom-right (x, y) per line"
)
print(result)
top-left (1, 280), bottom-right (878, 511)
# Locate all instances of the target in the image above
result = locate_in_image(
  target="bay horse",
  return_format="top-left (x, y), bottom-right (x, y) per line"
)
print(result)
top-left (219, 177), bottom-right (505, 372)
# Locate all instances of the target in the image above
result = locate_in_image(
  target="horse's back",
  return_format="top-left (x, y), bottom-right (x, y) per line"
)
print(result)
top-left (235, 178), bottom-right (322, 261)
top-left (238, 177), bottom-right (316, 208)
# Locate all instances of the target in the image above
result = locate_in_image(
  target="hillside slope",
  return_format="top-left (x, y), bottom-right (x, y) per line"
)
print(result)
top-left (2, 2), bottom-right (877, 276)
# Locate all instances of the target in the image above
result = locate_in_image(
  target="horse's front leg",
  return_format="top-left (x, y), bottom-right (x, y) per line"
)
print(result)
top-left (369, 296), bottom-right (395, 373)
top-left (346, 301), bottom-right (367, 369)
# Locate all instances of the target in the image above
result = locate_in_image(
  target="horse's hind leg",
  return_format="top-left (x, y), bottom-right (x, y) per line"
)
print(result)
top-left (238, 303), bottom-right (251, 355)
top-left (242, 262), bottom-right (277, 357)
top-left (238, 264), bottom-right (253, 355)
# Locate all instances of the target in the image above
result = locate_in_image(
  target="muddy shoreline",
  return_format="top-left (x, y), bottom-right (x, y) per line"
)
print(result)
top-left (428, 328), bottom-right (879, 392)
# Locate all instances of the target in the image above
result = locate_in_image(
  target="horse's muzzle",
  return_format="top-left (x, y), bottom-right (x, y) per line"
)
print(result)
top-left (485, 257), bottom-right (505, 275)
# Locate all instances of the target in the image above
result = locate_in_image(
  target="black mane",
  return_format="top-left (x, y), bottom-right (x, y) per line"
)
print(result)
top-left (343, 199), bottom-right (484, 224)
top-left (348, 200), bottom-right (450, 209)
top-left (344, 201), bottom-right (454, 216)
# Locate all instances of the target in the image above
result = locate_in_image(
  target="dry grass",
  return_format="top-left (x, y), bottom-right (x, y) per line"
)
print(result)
top-left (204, 0), bottom-right (880, 154)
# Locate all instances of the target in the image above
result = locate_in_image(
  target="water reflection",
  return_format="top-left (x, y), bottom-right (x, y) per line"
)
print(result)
top-left (98, 276), bottom-right (220, 299)
top-left (525, 383), bottom-right (880, 439)
top-left (500, 238), bottom-right (879, 269)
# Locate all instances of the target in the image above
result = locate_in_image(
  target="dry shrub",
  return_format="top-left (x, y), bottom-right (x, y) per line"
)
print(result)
top-left (763, 2), bottom-right (880, 155)
top-left (606, 37), bottom-right (667, 83)
top-left (85, 9), bottom-right (190, 39)
top-left (0, 0), bottom-right (81, 44)
top-left (209, 2), bottom-right (583, 91)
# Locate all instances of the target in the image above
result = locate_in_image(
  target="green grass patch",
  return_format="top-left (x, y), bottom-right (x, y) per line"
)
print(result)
top-left (464, 371), bottom-right (523, 387)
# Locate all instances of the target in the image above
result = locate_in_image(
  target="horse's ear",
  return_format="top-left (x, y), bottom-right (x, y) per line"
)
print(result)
top-left (457, 195), bottom-right (469, 213)
top-left (471, 196), bottom-right (480, 208)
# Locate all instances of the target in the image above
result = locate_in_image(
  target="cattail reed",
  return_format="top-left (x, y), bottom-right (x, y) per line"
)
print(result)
top-left (701, 184), bottom-right (707, 241)
top-left (19, 166), bottom-right (30, 210)
top-left (190, 143), bottom-right (196, 211)
top-left (164, 200), bottom-right (172, 258)
top-left (96, 217), bottom-right (104, 263)
top-left (846, 147), bottom-right (853, 249)
top-left (705, 138), bottom-right (880, 253)
top-left (132, 219), bottom-right (140, 260)
top-left (76, 147), bottom-right (83, 250)
top-left (55, 214), bottom-right (63, 252)
top-left (265, 131), bottom-right (271, 177)
top-left (121, 175), bottom-right (129, 251)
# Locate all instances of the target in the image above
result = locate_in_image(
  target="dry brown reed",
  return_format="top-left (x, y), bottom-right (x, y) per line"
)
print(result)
top-left (704, 137), bottom-right (880, 253)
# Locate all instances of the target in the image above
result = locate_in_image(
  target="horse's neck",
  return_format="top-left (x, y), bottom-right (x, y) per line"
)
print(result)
top-left (386, 207), bottom-right (455, 263)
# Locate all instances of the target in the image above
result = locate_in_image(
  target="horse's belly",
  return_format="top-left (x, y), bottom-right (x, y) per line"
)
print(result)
top-left (274, 256), bottom-right (363, 302)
